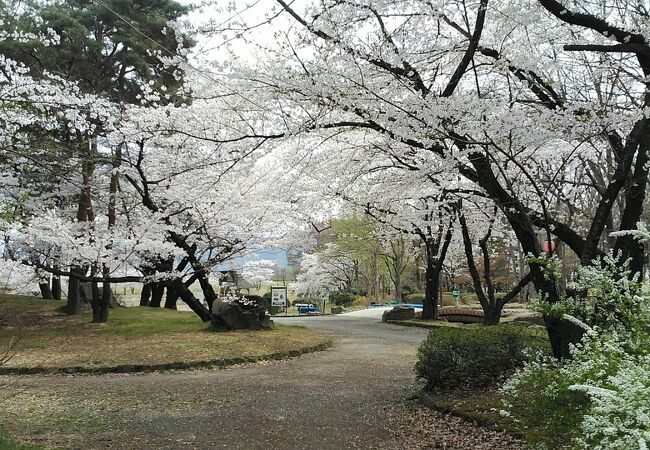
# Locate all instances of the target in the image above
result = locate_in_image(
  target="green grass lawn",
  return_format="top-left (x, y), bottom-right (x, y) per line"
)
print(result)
top-left (0, 294), bottom-right (331, 371)
top-left (0, 430), bottom-right (41, 450)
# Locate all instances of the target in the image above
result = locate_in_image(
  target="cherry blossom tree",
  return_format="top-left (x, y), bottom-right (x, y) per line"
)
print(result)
top-left (241, 259), bottom-right (277, 290)
top-left (224, 0), bottom-right (650, 355)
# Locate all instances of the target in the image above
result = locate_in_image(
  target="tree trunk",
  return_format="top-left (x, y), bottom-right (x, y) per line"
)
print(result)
top-left (150, 284), bottom-right (164, 308)
top-left (373, 247), bottom-right (380, 303)
top-left (483, 305), bottom-right (503, 326)
top-left (613, 137), bottom-right (650, 279)
top-left (39, 280), bottom-right (53, 299)
top-left (99, 279), bottom-right (111, 323)
top-left (67, 135), bottom-right (96, 315)
top-left (91, 281), bottom-right (101, 323)
top-left (52, 274), bottom-right (62, 300)
top-left (543, 316), bottom-right (586, 359)
top-left (140, 283), bottom-right (152, 306)
top-left (164, 286), bottom-right (179, 310)
top-left (197, 271), bottom-right (217, 311)
top-left (463, 151), bottom-right (564, 354)
top-left (422, 262), bottom-right (441, 320)
top-left (96, 143), bottom-right (121, 322)
top-left (174, 279), bottom-right (211, 321)
top-left (421, 224), bottom-right (454, 321)
top-left (67, 269), bottom-right (82, 315)
top-left (394, 271), bottom-right (402, 302)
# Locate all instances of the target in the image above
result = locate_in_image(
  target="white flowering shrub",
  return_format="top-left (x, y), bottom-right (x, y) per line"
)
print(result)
top-left (220, 293), bottom-right (257, 307)
top-left (571, 354), bottom-right (650, 450)
top-left (0, 258), bottom-right (37, 294)
top-left (503, 259), bottom-right (650, 449)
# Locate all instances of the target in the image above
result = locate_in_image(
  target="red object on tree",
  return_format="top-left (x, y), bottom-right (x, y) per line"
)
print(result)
top-left (543, 239), bottom-right (557, 254)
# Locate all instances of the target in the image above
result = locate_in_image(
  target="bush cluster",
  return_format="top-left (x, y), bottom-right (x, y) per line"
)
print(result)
top-left (415, 325), bottom-right (548, 390)
top-left (504, 256), bottom-right (650, 450)
top-left (404, 293), bottom-right (424, 302)
top-left (329, 291), bottom-right (355, 306)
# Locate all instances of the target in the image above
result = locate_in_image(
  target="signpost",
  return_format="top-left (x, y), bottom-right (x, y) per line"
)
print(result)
top-left (271, 285), bottom-right (288, 315)
top-left (320, 288), bottom-right (329, 315)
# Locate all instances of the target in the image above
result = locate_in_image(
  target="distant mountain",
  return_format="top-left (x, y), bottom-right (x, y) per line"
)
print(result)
top-left (212, 248), bottom-right (290, 272)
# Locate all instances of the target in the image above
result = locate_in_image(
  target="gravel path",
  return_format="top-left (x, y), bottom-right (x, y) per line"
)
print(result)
top-left (2, 311), bottom-right (523, 449)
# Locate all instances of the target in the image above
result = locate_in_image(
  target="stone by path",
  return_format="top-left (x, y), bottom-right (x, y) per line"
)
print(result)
top-left (1, 311), bottom-right (523, 449)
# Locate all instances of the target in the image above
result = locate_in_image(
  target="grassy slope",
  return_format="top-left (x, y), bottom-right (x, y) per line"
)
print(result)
top-left (0, 294), bottom-right (331, 370)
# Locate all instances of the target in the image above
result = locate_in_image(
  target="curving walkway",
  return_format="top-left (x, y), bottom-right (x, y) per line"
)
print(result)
top-left (1, 310), bottom-right (521, 449)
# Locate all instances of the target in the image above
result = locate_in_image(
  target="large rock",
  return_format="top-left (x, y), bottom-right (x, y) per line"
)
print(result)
top-left (382, 305), bottom-right (415, 322)
top-left (244, 294), bottom-right (270, 311)
top-left (211, 297), bottom-right (273, 331)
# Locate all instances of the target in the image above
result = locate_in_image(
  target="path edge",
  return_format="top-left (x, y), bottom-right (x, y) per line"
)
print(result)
top-left (0, 340), bottom-right (334, 376)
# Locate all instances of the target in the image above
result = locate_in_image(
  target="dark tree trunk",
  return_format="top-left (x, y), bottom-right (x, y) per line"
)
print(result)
top-left (140, 283), bottom-right (152, 306)
top-left (483, 306), bottom-right (503, 325)
top-left (99, 279), bottom-right (111, 323)
top-left (422, 226), bottom-right (453, 320)
top-left (164, 286), bottom-right (180, 310)
top-left (462, 152), bottom-right (564, 352)
top-left (423, 262), bottom-right (442, 320)
top-left (543, 316), bottom-right (586, 359)
top-left (394, 272), bottom-right (402, 302)
top-left (52, 275), bottom-right (62, 300)
top-left (150, 284), bottom-right (164, 308)
top-left (613, 137), bottom-right (650, 278)
top-left (197, 271), bottom-right (217, 311)
top-left (174, 279), bottom-right (211, 321)
top-left (39, 280), bottom-right (53, 299)
top-left (91, 281), bottom-right (101, 323)
top-left (67, 269), bottom-right (82, 315)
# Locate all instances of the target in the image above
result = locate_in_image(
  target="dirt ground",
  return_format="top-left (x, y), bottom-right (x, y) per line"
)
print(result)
top-left (1, 312), bottom-right (523, 449)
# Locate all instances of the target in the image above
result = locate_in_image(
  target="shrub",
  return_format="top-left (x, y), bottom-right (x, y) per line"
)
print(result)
top-left (415, 325), bottom-right (548, 390)
top-left (292, 297), bottom-right (317, 306)
top-left (329, 291), bottom-right (355, 306)
top-left (353, 295), bottom-right (369, 306)
top-left (503, 257), bottom-right (650, 450)
top-left (404, 293), bottom-right (424, 302)
top-left (401, 284), bottom-right (416, 296)
top-left (503, 331), bottom-right (650, 450)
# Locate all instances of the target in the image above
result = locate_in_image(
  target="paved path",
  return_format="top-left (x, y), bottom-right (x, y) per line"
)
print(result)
top-left (2, 310), bottom-right (522, 449)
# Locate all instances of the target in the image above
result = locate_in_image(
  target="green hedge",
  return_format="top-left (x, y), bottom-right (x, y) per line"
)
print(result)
top-left (329, 291), bottom-right (355, 306)
top-left (405, 293), bottom-right (424, 302)
top-left (415, 325), bottom-right (549, 390)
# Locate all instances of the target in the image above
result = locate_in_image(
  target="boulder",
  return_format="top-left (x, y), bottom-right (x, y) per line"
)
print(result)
top-left (244, 294), bottom-right (270, 311)
top-left (382, 305), bottom-right (415, 322)
top-left (211, 297), bottom-right (273, 331)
